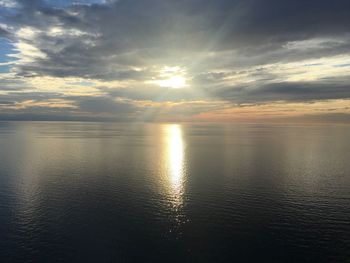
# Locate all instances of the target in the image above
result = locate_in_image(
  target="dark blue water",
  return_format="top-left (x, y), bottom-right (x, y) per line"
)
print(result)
top-left (0, 122), bottom-right (350, 262)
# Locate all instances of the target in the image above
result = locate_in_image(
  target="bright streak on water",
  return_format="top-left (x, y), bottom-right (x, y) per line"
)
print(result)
top-left (166, 124), bottom-right (185, 202)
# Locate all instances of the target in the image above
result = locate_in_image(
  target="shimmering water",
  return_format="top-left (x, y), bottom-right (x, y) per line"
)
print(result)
top-left (0, 122), bottom-right (350, 262)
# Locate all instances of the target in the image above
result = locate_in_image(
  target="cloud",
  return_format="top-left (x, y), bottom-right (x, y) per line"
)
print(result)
top-left (77, 96), bottom-right (138, 114)
top-left (2, 0), bottom-right (348, 78)
top-left (212, 79), bottom-right (350, 104)
top-left (0, 0), bottom-right (17, 8)
top-left (0, 27), bottom-right (11, 38)
top-left (0, 0), bottom-right (350, 121)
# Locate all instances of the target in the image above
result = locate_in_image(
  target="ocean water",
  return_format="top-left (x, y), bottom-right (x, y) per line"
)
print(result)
top-left (0, 122), bottom-right (350, 262)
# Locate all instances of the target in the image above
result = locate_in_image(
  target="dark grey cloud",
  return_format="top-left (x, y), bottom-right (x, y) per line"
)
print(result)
top-left (0, 91), bottom-right (64, 102)
top-left (0, 93), bottom-right (142, 121)
top-left (0, 92), bottom-right (138, 114)
top-left (3, 0), bottom-right (349, 78)
top-left (0, 27), bottom-right (11, 38)
top-left (213, 80), bottom-right (350, 104)
top-left (77, 96), bottom-right (138, 114)
top-left (0, 100), bottom-right (14, 105)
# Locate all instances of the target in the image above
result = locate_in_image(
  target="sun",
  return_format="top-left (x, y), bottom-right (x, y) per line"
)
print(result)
top-left (153, 66), bottom-right (188, 89)
top-left (159, 75), bottom-right (187, 89)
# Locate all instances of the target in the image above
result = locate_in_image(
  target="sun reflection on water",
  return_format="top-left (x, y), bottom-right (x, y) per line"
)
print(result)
top-left (164, 124), bottom-right (186, 208)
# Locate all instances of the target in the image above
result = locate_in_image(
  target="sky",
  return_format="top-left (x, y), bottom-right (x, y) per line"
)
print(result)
top-left (0, 0), bottom-right (350, 122)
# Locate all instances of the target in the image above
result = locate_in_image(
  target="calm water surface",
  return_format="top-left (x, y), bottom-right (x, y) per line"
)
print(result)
top-left (0, 122), bottom-right (350, 262)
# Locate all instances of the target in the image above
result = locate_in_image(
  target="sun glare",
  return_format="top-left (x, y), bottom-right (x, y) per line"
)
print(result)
top-left (159, 75), bottom-right (187, 89)
top-left (153, 66), bottom-right (188, 89)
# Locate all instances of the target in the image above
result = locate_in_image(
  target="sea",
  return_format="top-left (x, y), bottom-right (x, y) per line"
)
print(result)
top-left (0, 121), bottom-right (349, 262)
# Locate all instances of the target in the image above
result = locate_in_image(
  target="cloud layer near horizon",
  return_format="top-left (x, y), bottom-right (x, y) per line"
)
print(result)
top-left (0, 0), bottom-right (350, 122)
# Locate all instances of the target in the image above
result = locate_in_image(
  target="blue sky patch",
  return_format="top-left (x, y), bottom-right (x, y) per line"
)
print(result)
top-left (0, 37), bottom-right (16, 73)
top-left (0, 37), bottom-right (14, 63)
